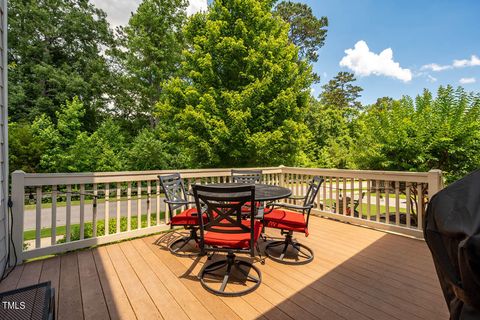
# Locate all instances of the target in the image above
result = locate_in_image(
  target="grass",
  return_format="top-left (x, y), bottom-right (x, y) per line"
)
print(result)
top-left (317, 199), bottom-right (408, 217)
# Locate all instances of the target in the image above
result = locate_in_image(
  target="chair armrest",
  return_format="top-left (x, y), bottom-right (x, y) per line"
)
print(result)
top-left (288, 195), bottom-right (305, 202)
top-left (266, 202), bottom-right (312, 211)
top-left (164, 199), bottom-right (196, 205)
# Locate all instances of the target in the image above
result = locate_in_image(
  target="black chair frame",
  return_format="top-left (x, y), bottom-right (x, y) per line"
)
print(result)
top-left (193, 184), bottom-right (262, 296)
top-left (264, 176), bottom-right (324, 264)
top-left (159, 173), bottom-right (200, 256)
top-left (231, 169), bottom-right (263, 184)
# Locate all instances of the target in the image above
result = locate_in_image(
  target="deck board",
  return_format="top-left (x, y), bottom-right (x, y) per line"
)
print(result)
top-left (1, 216), bottom-right (450, 320)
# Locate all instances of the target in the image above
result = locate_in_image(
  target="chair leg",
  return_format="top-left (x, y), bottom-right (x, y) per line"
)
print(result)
top-left (199, 251), bottom-right (262, 296)
top-left (265, 231), bottom-right (314, 265)
top-left (168, 228), bottom-right (202, 257)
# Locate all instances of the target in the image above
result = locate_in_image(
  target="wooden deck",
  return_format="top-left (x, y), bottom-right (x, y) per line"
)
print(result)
top-left (0, 216), bottom-right (449, 320)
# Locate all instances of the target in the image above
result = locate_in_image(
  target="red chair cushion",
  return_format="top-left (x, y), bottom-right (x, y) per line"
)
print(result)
top-left (263, 209), bottom-right (308, 235)
top-left (204, 220), bottom-right (263, 249)
top-left (170, 208), bottom-right (205, 226)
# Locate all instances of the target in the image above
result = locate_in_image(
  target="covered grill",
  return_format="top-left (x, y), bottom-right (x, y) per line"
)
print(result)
top-left (424, 169), bottom-right (480, 320)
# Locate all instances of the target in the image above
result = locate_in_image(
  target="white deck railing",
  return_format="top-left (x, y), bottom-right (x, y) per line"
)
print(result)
top-left (10, 166), bottom-right (443, 263)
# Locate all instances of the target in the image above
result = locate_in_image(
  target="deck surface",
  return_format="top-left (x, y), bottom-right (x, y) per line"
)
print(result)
top-left (0, 216), bottom-right (449, 320)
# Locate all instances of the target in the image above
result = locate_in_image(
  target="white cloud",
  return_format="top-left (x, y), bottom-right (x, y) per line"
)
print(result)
top-left (422, 55), bottom-right (480, 72)
top-left (339, 40), bottom-right (412, 82)
top-left (421, 63), bottom-right (452, 72)
top-left (91, 0), bottom-right (141, 28)
top-left (453, 55), bottom-right (480, 68)
top-left (427, 75), bottom-right (438, 83)
top-left (91, 0), bottom-right (207, 28)
top-left (187, 0), bottom-right (208, 16)
top-left (459, 77), bottom-right (476, 84)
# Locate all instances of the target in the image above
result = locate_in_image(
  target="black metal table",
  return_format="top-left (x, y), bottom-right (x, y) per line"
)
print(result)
top-left (197, 183), bottom-right (292, 202)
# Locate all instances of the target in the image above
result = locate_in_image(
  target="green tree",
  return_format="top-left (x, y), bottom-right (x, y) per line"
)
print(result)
top-left (8, 0), bottom-right (115, 130)
top-left (158, 0), bottom-right (315, 168)
top-left (112, 0), bottom-right (188, 128)
top-left (67, 120), bottom-right (127, 172)
top-left (274, 1), bottom-right (328, 64)
top-left (8, 122), bottom-right (45, 173)
top-left (306, 98), bottom-right (354, 168)
top-left (354, 86), bottom-right (480, 182)
top-left (320, 72), bottom-right (363, 119)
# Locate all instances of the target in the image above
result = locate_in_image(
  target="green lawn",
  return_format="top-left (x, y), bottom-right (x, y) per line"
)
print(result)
top-left (317, 199), bottom-right (408, 218)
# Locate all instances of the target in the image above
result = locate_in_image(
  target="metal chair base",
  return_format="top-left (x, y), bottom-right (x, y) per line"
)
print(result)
top-left (265, 232), bottom-right (314, 265)
top-left (168, 228), bottom-right (202, 257)
top-left (199, 252), bottom-right (262, 296)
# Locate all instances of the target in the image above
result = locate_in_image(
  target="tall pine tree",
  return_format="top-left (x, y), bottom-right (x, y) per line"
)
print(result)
top-left (158, 0), bottom-right (316, 167)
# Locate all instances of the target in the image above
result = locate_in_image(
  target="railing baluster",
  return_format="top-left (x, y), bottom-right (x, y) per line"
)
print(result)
top-left (329, 177), bottom-right (333, 212)
top-left (375, 180), bottom-right (381, 222)
top-left (335, 178), bottom-right (340, 214)
top-left (350, 178), bottom-right (355, 217)
top-left (66, 185), bottom-right (72, 242)
top-left (342, 178), bottom-right (347, 215)
top-left (395, 181), bottom-right (400, 225)
top-left (147, 181), bottom-right (151, 227)
top-left (417, 183), bottom-right (424, 230)
top-left (156, 181), bottom-right (161, 225)
top-left (358, 179), bottom-right (363, 219)
top-left (105, 183), bottom-right (110, 236)
top-left (295, 174), bottom-right (299, 203)
top-left (127, 182), bottom-right (132, 231)
top-left (137, 181), bottom-right (142, 229)
top-left (322, 176), bottom-right (327, 211)
top-left (406, 182), bottom-right (411, 228)
top-left (385, 181), bottom-right (390, 224)
top-left (80, 184), bottom-right (85, 240)
top-left (51, 185), bottom-right (57, 246)
top-left (35, 186), bottom-right (42, 248)
top-left (367, 179), bottom-right (371, 219)
top-left (116, 183), bottom-right (121, 233)
top-left (92, 183), bottom-right (98, 237)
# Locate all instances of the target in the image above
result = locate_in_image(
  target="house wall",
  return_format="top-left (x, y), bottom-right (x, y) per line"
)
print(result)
top-left (0, 0), bottom-right (8, 274)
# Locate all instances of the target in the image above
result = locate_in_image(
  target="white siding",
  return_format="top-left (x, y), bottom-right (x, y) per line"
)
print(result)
top-left (0, 0), bottom-right (8, 273)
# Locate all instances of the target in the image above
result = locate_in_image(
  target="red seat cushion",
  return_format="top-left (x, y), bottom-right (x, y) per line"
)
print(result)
top-left (204, 220), bottom-right (263, 249)
top-left (170, 208), bottom-right (205, 226)
top-left (263, 209), bottom-right (308, 235)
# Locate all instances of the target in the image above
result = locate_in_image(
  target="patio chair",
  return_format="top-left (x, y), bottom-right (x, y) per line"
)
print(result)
top-left (263, 176), bottom-right (324, 264)
top-left (192, 184), bottom-right (263, 296)
top-left (231, 169), bottom-right (263, 212)
top-left (231, 169), bottom-right (263, 184)
top-left (159, 173), bottom-right (206, 256)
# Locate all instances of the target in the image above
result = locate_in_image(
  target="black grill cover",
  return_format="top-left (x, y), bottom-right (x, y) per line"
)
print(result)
top-left (424, 169), bottom-right (480, 320)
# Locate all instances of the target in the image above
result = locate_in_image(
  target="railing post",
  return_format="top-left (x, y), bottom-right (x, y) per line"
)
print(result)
top-left (427, 169), bottom-right (443, 198)
top-left (279, 165), bottom-right (285, 188)
top-left (11, 170), bottom-right (25, 265)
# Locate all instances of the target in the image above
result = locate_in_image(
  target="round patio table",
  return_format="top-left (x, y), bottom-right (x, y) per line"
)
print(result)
top-left (195, 183), bottom-right (292, 202)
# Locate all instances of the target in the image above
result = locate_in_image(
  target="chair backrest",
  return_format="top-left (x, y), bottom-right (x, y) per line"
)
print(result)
top-left (192, 184), bottom-right (256, 255)
top-left (158, 173), bottom-right (188, 212)
top-left (231, 169), bottom-right (263, 184)
top-left (303, 176), bottom-right (324, 225)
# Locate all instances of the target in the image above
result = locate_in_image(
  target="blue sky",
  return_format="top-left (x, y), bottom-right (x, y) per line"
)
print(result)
top-left (300, 0), bottom-right (480, 104)
top-left (97, 0), bottom-right (480, 105)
